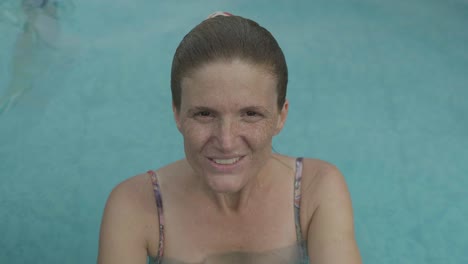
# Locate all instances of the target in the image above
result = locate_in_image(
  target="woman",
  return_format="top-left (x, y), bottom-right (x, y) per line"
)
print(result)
top-left (98, 12), bottom-right (362, 264)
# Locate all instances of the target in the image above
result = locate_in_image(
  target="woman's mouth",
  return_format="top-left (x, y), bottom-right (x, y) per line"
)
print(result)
top-left (207, 156), bottom-right (245, 171)
top-left (212, 157), bottom-right (241, 165)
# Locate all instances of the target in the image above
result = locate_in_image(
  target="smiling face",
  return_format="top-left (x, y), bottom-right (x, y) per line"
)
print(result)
top-left (174, 59), bottom-right (288, 193)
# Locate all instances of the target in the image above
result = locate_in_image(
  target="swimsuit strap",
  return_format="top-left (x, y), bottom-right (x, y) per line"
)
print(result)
top-left (148, 170), bottom-right (164, 263)
top-left (148, 159), bottom-right (305, 262)
top-left (294, 157), bottom-right (304, 242)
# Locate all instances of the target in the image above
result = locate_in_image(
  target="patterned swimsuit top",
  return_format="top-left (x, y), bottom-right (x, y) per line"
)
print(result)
top-left (147, 157), bottom-right (307, 263)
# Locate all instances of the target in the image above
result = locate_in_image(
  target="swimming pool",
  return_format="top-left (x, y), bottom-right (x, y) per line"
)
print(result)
top-left (1, 0), bottom-right (467, 263)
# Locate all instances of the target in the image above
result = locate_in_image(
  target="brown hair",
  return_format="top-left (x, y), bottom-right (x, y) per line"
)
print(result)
top-left (171, 15), bottom-right (288, 111)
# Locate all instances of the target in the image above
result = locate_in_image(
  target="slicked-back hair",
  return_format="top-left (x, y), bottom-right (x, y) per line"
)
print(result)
top-left (171, 15), bottom-right (288, 112)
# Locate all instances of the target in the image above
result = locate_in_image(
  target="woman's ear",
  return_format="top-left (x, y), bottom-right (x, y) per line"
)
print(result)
top-left (173, 102), bottom-right (182, 132)
top-left (275, 99), bottom-right (289, 135)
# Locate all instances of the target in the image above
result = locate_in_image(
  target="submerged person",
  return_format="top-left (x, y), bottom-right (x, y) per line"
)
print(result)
top-left (98, 12), bottom-right (362, 264)
top-left (0, 0), bottom-right (62, 113)
top-left (0, 0), bottom-right (22, 27)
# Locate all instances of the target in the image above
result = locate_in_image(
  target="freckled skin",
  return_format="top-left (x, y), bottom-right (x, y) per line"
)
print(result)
top-left (98, 18), bottom-right (361, 264)
top-left (173, 59), bottom-right (288, 194)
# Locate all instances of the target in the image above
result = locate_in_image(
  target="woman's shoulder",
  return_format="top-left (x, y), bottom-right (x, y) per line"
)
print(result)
top-left (272, 154), bottom-right (346, 194)
top-left (99, 171), bottom-right (163, 260)
top-left (297, 157), bottom-right (353, 238)
top-left (104, 172), bottom-right (158, 222)
top-left (112, 158), bottom-right (186, 188)
top-left (299, 157), bottom-right (350, 207)
top-left (301, 157), bottom-right (345, 183)
top-left (106, 159), bottom-right (189, 210)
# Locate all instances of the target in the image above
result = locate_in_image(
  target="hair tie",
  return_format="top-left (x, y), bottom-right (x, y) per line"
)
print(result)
top-left (206, 11), bottom-right (233, 19)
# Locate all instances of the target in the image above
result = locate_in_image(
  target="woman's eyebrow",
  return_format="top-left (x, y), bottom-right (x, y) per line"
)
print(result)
top-left (186, 105), bottom-right (271, 115)
top-left (241, 106), bottom-right (271, 114)
top-left (186, 106), bottom-right (218, 114)
top-left (188, 105), bottom-right (271, 113)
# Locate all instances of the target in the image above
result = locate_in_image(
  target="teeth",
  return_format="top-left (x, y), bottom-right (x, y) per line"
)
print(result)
top-left (213, 157), bottom-right (240, 165)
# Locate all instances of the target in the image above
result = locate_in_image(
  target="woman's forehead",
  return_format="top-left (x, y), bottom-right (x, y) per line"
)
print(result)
top-left (182, 60), bottom-right (276, 90)
top-left (186, 59), bottom-right (274, 81)
top-left (180, 61), bottom-right (277, 107)
top-left (181, 88), bottom-right (276, 110)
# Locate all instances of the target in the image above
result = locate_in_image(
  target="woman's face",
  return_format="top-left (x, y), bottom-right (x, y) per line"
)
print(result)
top-left (174, 59), bottom-right (288, 193)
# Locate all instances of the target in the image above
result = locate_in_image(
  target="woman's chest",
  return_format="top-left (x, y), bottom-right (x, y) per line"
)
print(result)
top-left (165, 199), bottom-right (296, 253)
top-left (157, 241), bottom-right (308, 264)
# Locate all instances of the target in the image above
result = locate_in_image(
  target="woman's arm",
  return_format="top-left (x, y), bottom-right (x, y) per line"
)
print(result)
top-left (97, 181), bottom-right (151, 264)
top-left (306, 165), bottom-right (362, 264)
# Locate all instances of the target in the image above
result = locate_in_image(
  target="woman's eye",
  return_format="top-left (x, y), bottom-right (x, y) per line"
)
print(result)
top-left (195, 111), bottom-right (212, 117)
top-left (244, 111), bottom-right (263, 121)
top-left (246, 111), bottom-right (258, 116)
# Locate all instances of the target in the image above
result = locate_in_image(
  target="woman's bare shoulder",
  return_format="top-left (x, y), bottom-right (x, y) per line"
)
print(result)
top-left (109, 159), bottom-right (186, 195)
top-left (102, 172), bottom-right (161, 237)
top-left (98, 172), bottom-right (160, 263)
top-left (299, 158), bottom-right (351, 219)
top-left (104, 159), bottom-right (189, 222)
top-left (301, 157), bottom-right (346, 187)
top-left (110, 172), bottom-right (153, 201)
top-left (300, 158), bottom-right (362, 263)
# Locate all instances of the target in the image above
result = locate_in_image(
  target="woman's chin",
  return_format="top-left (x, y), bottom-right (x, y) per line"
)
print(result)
top-left (205, 175), bottom-right (245, 193)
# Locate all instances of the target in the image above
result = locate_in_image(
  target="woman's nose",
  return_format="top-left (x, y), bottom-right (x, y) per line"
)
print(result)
top-left (215, 118), bottom-right (238, 152)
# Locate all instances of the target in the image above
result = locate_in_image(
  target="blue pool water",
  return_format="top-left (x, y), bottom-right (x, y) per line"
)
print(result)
top-left (1, 0), bottom-right (467, 263)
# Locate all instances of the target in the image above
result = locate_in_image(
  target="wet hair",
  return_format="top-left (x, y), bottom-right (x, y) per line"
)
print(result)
top-left (171, 15), bottom-right (288, 112)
